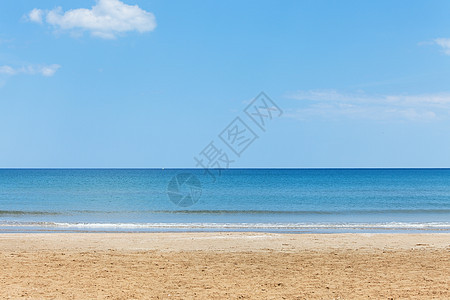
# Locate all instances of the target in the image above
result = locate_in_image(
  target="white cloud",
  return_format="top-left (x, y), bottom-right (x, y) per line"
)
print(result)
top-left (0, 66), bottom-right (17, 76)
top-left (28, 8), bottom-right (44, 24)
top-left (285, 90), bottom-right (450, 121)
top-left (0, 64), bottom-right (61, 77)
top-left (28, 0), bottom-right (157, 39)
top-left (434, 38), bottom-right (450, 55)
top-left (39, 64), bottom-right (61, 76)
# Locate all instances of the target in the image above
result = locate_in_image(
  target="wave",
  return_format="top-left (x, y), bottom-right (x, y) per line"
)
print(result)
top-left (2, 209), bottom-right (450, 216)
top-left (0, 210), bottom-right (60, 216)
top-left (136, 209), bottom-right (450, 215)
top-left (1, 221), bottom-right (449, 230)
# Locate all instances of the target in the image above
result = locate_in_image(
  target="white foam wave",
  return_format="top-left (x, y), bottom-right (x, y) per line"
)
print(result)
top-left (1, 222), bottom-right (450, 230)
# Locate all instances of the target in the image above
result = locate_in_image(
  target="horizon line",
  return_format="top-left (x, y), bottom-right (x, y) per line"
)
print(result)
top-left (1, 167), bottom-right (450, 170)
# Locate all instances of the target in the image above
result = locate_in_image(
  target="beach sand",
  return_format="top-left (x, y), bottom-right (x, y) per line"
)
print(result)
top-left (0, 233), bottom-right (449, 299)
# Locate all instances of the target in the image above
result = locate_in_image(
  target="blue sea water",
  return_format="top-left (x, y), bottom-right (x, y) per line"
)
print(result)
top-left (0, 169), bottom-right (449, 233)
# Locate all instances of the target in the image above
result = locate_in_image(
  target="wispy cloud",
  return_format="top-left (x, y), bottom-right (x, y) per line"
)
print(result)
top-left (433, 38), bottom-right (450, 55)
top-left (0, 64), bottom-right (61, 77)
top-left (285, 90), bottom-right (450, 121)
top-left (27, 0), bottom-right (157, 39)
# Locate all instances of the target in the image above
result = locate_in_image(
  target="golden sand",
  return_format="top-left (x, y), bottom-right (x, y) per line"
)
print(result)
top-left (0, 233), bottom-right (449, 299)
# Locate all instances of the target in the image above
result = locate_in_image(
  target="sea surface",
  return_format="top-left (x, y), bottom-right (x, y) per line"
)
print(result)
top-left (0, 169), bottom-right (449, 233)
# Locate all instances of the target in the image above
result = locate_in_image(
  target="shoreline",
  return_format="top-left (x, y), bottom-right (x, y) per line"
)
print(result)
top-left (1, 220), bottom-right (449, 235)
top-left (1, 232), bottom-right (449, 251)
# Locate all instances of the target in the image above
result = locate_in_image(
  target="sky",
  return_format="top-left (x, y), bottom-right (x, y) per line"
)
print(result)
top-left (1, 0), bottom-right (450, 168)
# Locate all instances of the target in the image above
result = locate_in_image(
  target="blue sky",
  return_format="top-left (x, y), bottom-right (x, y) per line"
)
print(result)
top-left (1, 0), bottom-right (450, 168)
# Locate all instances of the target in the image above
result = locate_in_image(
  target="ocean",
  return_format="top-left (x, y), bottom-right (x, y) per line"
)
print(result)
top-left (0, 169), bottom-right (449, 233)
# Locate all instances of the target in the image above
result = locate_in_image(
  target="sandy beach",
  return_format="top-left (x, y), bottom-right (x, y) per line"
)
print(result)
top-left (0, 233), bottom-right (448, 299)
